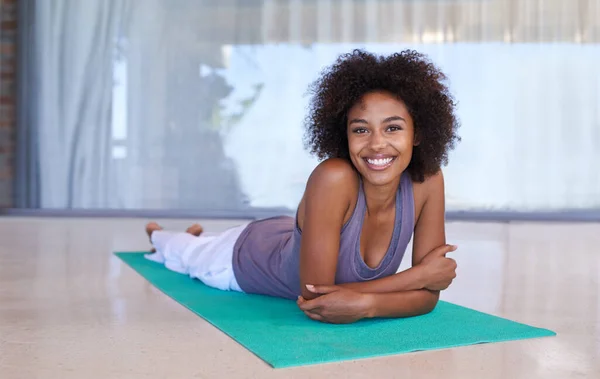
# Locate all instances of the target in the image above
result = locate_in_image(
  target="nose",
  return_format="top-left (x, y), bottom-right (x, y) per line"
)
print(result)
top-left (369, 130), bottom-right (387, 151)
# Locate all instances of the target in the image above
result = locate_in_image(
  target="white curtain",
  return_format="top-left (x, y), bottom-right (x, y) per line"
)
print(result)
top-left (34, 0), bottom-right (130, 208)
top-left (30, 0), bottom-right (600, 212)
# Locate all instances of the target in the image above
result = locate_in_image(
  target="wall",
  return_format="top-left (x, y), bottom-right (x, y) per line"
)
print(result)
top-left (0, 0), bottom-right (16, 208)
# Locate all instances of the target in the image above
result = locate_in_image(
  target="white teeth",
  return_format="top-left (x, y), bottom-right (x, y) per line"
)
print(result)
top-left (366, 157), bottom-right (393, 166)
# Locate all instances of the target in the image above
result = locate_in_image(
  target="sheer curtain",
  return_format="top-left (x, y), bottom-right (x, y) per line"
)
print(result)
top-left (32, 0), bottom-right (130, 208)
top-left (23, 0), bottom-right (600, 213)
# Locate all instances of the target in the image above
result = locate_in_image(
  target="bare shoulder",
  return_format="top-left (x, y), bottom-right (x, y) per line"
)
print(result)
top-left (309, 157), bottom-right (358, 183)
top-left (411, 170), bottom-right (445, 224)
top-left (297, 158), bottom-right (359, 230)
top-left (423, 170), bottom-right (444, 194)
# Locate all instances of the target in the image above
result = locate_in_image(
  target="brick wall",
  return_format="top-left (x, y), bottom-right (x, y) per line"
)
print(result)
top-left (0, 0), bottom-right (16, 208)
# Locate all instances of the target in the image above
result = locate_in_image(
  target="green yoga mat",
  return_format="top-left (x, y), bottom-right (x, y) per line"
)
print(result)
top-left (115, 252), bottom-right (555, 368)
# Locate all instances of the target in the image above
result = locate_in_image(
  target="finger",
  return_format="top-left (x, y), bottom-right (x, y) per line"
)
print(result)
top-left (304, 310), bottom-right (324, 321)
top-left (297, 296), bottom-right (306, 305)
top-left (298, 299), bottom-right (323, 312)
top-left (306, 284), bottom-right (341, 294)
top-left (442, 280), bottom-right (454, 290)
top-left (448, 258), bottom-right (457, 269)
top-left (442, 257), bottom-right (457, 270)
top-left (429, 244), bottom-right (458, 257)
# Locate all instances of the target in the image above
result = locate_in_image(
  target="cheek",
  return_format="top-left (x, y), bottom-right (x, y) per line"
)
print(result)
top-left (346, 134), bottom-right (363, 154)
top-left (392, 134), bottom-right (413, 152)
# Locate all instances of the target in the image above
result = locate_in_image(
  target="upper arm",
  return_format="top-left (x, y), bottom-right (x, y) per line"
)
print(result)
top-left (298, 159), bottom-right (357, 299)
top-left (411, 170), bottom-right (447, 266)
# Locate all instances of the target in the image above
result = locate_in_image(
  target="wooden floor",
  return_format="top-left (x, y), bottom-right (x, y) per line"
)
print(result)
top-left (1, 217), bottom-right (598, 378)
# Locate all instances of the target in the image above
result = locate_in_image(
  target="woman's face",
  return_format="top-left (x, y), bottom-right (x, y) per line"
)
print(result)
top-left (346, 91), bottom-right (416, 187)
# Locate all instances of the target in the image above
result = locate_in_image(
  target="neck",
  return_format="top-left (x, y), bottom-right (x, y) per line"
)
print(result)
top-left (361, 176), bottom-right (401, 215)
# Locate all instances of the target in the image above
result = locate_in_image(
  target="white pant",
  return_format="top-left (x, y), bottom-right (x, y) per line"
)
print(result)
top-left (144, 224), bottom-right (248, 292)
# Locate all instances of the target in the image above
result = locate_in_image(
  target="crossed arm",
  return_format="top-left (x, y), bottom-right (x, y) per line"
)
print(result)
top-left (297, 160), bottom-right (457, 324)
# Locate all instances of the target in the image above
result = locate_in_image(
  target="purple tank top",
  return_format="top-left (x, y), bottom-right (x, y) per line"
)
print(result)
top-left (232, 171), bottom-right (415, 300)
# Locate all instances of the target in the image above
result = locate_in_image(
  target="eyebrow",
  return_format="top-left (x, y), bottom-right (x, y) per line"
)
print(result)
top-left (348, 118), bottom-right (368, 125)
top-left (348, 116), bottom-right (406, 125)
top-left (383, 116), bottom-right (406, 123)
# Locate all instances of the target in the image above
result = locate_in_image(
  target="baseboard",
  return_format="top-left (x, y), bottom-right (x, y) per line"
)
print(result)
top-left (1, 207), bottom-right (600, 222)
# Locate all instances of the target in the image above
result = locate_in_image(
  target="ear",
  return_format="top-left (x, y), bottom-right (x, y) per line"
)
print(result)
top-left (413, 130), bottom-right (421, 146)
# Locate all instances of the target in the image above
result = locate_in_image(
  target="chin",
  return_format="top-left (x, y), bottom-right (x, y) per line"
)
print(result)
top-left (363, 173), bottom-right (399, 187)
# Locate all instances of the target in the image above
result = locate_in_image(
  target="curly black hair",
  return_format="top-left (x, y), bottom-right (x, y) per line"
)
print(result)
top-left (304, 49), bottom-right (460, 182)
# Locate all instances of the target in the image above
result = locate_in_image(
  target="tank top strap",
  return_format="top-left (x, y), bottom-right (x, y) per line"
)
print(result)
top-left (340, 175), bottom-right (366, 234)
top-left (399, 170), bottom-right (415, 247)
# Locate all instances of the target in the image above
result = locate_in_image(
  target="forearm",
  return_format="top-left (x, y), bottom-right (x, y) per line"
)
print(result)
top-left (337, 266), bottom-right (427, 294)
top-left (365, 289), bottom-right (440, 319)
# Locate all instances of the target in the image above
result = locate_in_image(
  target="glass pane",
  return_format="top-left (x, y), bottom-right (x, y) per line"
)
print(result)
top-left (31, 0), bottom-right (600, 212)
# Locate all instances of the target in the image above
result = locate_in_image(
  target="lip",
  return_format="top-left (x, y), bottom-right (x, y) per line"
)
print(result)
top-left (362, 156), bottom-right (396, 171)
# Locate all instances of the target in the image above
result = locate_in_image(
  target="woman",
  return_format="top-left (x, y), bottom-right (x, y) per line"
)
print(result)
top-left (145, 49), bottom-right (461, 324)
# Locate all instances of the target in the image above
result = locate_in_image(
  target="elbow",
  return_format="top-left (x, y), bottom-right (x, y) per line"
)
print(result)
top-left (418, 290), bottom-right (440, 316)
top-left (421, 299), bottom-right (438, 315)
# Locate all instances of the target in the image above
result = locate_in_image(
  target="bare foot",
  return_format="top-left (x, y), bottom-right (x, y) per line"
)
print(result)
top-left (186, 223), bottom-right (204, 236)
top-left (145, 222), bottom-right (163, 239)
top-left (145, 222), bottom-right (163, 253)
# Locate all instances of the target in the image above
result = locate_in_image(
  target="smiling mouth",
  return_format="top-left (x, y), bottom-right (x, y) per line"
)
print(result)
top-left (363, 157), bottom-right (396, 170)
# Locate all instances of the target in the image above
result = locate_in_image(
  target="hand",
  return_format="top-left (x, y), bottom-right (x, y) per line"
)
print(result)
top-left (419, 244), bottom-right (458, 291)
top-left (296, 285), bottom-right (373, 324)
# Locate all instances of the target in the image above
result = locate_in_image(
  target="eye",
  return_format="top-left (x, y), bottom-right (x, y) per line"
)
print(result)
top-left (387, 125), bottom-right (402, 132)
top-left (352, 127), bottom-right (368, 134)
